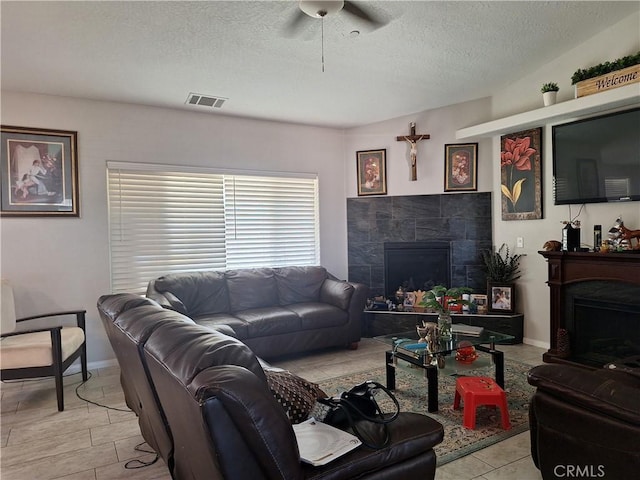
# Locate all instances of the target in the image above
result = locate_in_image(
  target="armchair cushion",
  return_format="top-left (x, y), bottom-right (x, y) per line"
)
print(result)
top-left (153, 271), bottom-right (229, 316)
top-left (226, 268), bottom-right (278, 311)
top-left (0, 327), bottom-right (85, 369)
top-left (527, 364), bottom-right (640, 425)
top-left (320, 279), bottom-right (354, 310)
top-left (275, 266), bottom-right (326, 305)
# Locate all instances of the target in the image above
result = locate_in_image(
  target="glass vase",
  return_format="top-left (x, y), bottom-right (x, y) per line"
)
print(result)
top-left (437, 312), bottom-right (452, 341)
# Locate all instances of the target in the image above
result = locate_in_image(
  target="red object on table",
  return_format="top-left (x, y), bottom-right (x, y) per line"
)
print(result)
top-left (453, 376), bottom-right (511, 430)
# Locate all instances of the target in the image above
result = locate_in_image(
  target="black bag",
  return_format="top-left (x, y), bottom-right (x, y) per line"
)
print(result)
top-left (318, 380), bottom-right (400, 449)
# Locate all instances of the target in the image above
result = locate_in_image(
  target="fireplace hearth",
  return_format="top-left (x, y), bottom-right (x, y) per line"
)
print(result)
top-left (540, 251), bottom-right (640, 368)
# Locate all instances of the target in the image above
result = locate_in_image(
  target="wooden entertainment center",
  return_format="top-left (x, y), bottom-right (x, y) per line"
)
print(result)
top-left (539, 250), bottom-right (640, 367)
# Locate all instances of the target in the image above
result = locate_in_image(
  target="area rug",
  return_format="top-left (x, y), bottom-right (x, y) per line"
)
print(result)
top-left (318, 358), bottom-right (535, 466)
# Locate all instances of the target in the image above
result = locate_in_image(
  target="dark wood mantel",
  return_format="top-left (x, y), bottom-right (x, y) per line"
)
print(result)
top-left (538, 250), bottom-right (640, 366)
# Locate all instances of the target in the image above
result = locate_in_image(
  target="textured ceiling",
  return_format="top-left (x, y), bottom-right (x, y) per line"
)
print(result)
top-left (1, 1), bottom-right (638, 128)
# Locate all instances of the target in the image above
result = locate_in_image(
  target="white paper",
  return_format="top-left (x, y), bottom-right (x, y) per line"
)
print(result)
top-left (293, 418), bottom-right (362, 466)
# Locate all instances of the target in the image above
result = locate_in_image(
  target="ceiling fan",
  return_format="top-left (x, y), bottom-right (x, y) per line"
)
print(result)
top-left (284, 1), bottom-right (388, 37)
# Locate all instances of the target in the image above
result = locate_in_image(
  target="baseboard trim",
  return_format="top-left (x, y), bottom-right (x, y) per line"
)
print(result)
top-left (523, 337), bottom-right (549, 349)
top-left (66, 358), bottom-right (119, 375)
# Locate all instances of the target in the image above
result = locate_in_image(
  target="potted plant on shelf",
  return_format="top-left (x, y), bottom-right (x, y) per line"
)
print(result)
top-left (541, 82), bottom-right (559, 106)
top-left (418, 285), bottom-right (473, 340)
top-left (481, 243), bottom-right (524, 314)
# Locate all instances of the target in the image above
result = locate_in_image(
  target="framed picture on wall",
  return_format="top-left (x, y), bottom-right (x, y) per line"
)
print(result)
top-left (488, 283), bottom-right (516, 314)
top-left (356, 149), bottom-right (387, 196)
top-left (500, 128), bottom-right (542, 221)
top-left (444, 143), bottom-right (477, 192)
top-left (1, 125), bottom-right (79, 217)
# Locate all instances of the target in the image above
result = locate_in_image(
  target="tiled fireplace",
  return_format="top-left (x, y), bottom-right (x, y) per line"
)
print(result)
top-left (347, 192), bottom-right (492, 297)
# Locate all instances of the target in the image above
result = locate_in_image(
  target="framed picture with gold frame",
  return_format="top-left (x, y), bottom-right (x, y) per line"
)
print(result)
top-left (356, 149), bottom-right (387, 196)
top-left (1, 125), bottom-right (79, 217)
top-left (500, 128), bottom-right (542, 221)
top-left (444, 143), bottom-right (477, 192)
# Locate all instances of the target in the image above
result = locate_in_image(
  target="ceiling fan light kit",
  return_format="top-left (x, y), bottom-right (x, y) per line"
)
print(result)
top-left (299, 0), bottom-right (344, 18)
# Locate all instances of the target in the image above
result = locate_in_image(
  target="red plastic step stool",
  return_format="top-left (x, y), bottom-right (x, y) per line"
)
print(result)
top-left (453, 376), bottom-right (511, 430)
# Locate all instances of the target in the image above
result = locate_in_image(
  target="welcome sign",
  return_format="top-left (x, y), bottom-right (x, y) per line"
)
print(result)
top-left (575, 64), bottom-right (640, 98)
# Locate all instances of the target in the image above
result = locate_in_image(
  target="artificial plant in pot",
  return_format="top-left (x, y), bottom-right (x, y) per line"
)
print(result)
top-left (418, 285), bottom-right (473, 340)
top-left (481, 244), bottom-right (524, 312)
top-left (541, 82), bottom-right (559, 106)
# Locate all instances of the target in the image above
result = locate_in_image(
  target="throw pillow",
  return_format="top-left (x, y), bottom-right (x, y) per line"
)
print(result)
top-left (265, 369), bottom-right (325, 424)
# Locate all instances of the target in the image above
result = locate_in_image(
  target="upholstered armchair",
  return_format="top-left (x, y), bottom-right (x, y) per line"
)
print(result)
top-left (1, 280), bottom-right (87, 411)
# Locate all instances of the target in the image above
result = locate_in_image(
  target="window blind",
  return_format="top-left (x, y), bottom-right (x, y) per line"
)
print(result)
top-left (107, 163), bottom-right (319, 294)
top-left (224, 175), bottom-right (319, 269)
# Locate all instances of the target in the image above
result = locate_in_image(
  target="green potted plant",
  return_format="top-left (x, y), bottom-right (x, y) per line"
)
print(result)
top-left (571, 51), bottom-right (640, 84)
top-left (481, 244), bottom-right (524, 313)
top-left (541, 82), bottom-right (559, 106)
top-left (481, 243), bottom-right (523, 284)
top-left (418, 285), bottom-right (473, 340)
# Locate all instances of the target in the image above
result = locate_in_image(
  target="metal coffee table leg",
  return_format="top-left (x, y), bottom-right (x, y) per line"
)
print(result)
top-left (385, 350), bottom-right (396, 390)
top-left (425, 364), bottom-right (438, 412)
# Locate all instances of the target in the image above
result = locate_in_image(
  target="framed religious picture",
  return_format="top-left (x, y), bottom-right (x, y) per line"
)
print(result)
top-left (1, 125), bottom-right (79, 217)
top-left (500, 128), bottom-right (542, 220)
top-left (444, 143), bottom-right (477, 192)
top-left (356, 149), bottom-right (387, 196)
top-left (488, 283), bottom-right (516, 314)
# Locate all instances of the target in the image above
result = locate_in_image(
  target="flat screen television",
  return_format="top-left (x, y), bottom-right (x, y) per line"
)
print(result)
top-left (552, 107), bottom-right (640, 205)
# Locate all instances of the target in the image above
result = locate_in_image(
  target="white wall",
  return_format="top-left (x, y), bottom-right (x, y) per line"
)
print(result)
top-left (490, 12), bottom-right (640, 347)
top-left (344, 97), bottom-right (493, 197)
top-left (0, 93), bottom-right (347, 365)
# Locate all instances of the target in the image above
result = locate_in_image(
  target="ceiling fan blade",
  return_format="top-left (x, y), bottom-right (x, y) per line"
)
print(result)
top-left (283, 10), bottom-right (312, 37)
top-left (343, 1), bottom-right (387, 29)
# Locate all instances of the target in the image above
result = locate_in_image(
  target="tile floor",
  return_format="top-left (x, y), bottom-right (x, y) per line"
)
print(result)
top-left (1, 339), bottom-right (545, 480)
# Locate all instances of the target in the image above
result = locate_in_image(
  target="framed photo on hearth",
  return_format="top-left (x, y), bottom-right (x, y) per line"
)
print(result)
top-left (444, 143), bottom-right (477, 192)
top-left (1, 125), bottom-right (79, 217)
top-left (470, 293), bottom-right (488, 314)
top-left (356, 149), bottom-right (387, 196)
top-left (488, 283), bottom-right (515, 314)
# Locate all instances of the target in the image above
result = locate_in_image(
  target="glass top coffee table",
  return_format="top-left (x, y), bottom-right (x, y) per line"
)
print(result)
top-left (375, 327), bottom-right (514, 412)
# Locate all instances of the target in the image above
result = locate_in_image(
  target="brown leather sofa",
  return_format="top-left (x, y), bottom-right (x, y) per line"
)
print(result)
top-left (527, 362), bottom-right (640, 479)
top-left (98, 293), bottom-right (445, 480)
top-left (146, 266), bottom-right (367, 359)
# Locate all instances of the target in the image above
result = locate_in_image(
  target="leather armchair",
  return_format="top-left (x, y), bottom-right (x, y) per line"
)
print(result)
top-left (527, 363), bottom-right (640, 479)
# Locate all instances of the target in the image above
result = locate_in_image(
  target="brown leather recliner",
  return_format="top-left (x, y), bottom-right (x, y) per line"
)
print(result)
top-left (98, 293), bottom-right (445, 480)
top-left (527, 363), bottom-right (640, 479)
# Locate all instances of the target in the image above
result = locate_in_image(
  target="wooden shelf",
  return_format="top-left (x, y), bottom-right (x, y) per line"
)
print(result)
top-left (455, 83), bottom-right (640, 139)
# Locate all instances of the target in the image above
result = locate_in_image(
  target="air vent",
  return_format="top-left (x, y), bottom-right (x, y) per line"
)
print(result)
top-left (185, 93), bottom-right (227, 108)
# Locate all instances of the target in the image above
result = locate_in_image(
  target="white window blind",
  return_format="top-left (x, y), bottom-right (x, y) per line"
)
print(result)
top-left (107, 163), bottom-right (319, 294)
top-left (224, 175), bottom-right (320, 269)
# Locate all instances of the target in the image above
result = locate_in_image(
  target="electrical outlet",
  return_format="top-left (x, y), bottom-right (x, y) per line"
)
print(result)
top-left (517, 237), bottom-right (524, 248)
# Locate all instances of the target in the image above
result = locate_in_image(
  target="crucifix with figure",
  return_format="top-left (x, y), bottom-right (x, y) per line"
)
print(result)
top-left (396, 122), bottom-right (430, 181)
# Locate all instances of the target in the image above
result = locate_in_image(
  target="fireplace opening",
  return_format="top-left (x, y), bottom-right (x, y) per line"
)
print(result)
top-left (570, 297), bottom-right (640, 367)
top-left (384, 241), bottom-right (450, 298)
top-left (564, 280), bottom-right (640, 367)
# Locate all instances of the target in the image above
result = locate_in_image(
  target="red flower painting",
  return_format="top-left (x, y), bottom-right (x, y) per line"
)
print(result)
top-left (500, 136), bottom-right (535, 211)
